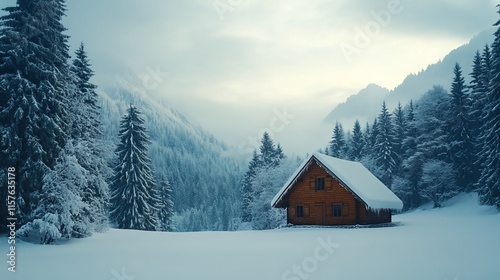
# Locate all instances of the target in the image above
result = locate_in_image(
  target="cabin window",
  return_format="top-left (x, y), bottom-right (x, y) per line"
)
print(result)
top-left (296, 206), bottom-right (304, 217)
top-left (316, 177), bottom-right (325, 190)
top-left (333, 204), bottom-right (342, 217)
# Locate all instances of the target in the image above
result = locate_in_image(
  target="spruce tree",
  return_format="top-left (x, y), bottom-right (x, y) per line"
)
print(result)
top-left (402, 100), bottom-right (417, 158)
top-left (241, 132), bottom-right (284, 224)
top-left (69, 42), bottom-right (101, 139)
top-left (329, 122), bottom-right (347, 158)
top-left (470, 50), bottom-right (486, 139)
top-left (110, 105), bottom-right (159, 230)
top-left (365, 119), bottom-right (379, 157)
top-left (68, 43), bottom-right (109, 232)
top-left (241, 150), bottom-right (260, 223)
top-left (449, 63), bottom-right (477, 191)
top-left (374, 101), bottom-right (398, 188)
top-left (393, 102), bottom-right (406, 173)
top-left (260, 132), bottom-right (278, 167)
top-left (0, 0), bottom-right (71, 227)
top-left (157, 175), bottom-right (175, 231)
top-left (478, 6), bottom-right (500, 207)
top-left (17, 142), bottom-right (89, 244)
top-left (348, 120), bottom-right (364, 161)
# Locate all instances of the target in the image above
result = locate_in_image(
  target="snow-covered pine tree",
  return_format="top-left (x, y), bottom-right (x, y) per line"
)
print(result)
top-left (419, 160), bottom-right (458, 208)
top-left (69, 43), bottom-right (101, 139)
top-left (449, 63), bottom-right (477, 191)
top-left (17, 142), bottom-right (89, 244)
top-left (392, 102), bottom-right (406, 174)
top-left (374, 101), bottom-right (398, 188)
top-left (411, 86), bottom-right (452, 206)
top-left (480, 45), bottom-right (493, 96)
top-left (157, 175), bottom-right (175, 231)
top-left (329, 122), bottom-right (347, 158)
top-left (260, 131), bottom-right (279, 167)
top-left (395, 100), bottom-right (421, 209)
top-left (241, 150), bottom-right (261, 223)
top-left (241, 132), bottom-right (285, 225)
top-left (273, 144), bottom-right (286, 165)
top-left (478, 7), bottom-right (500, 208)
top-left (0, 0), bottom-right (71, 228)
top-left (110, 105), bottom-right (160, 231)
top-left (365, 118), bottom-right (379, 157)
top-left (68, 43), bottom-right (110, 232)
top-left (348, 120), bottom-right (364, 161)
top-left (363, 122), bottom-right (373, 154)
top-left (402, 101), bottom-right (417, 156)
top-left (470, 50), bottom-right (486, 131)
top-left (250, 157), bottom-right (300, 230)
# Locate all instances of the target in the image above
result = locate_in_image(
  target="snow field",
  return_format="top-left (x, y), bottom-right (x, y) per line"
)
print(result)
top-left (1, 193), bottom-right (499, 280)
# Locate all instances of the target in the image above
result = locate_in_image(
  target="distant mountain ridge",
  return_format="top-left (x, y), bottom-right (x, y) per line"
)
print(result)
top-left (324, 29), bottom-right (495, 129)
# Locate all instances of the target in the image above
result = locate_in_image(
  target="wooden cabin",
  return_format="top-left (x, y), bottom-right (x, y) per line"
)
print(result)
top-left (271, 153), bottom-right (403, 226)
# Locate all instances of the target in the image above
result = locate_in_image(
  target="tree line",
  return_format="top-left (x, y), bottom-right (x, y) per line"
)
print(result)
top-left (0, 0), bottom-right (174, 244)
top-left (323, 14), bottom-right (499, 209)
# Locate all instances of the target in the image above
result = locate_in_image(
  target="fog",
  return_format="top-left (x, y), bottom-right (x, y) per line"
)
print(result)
top-left (2, 0), bottom-right (496, 156)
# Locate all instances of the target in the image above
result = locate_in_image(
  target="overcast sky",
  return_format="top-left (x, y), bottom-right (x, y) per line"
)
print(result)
top-left (3, 0), bottom-right (498, 156)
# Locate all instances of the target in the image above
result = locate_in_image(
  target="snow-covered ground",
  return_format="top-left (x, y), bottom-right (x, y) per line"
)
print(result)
top-left (2, 193), bottom-right (499, 280)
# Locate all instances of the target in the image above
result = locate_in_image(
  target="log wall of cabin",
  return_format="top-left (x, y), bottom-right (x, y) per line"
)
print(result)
top-left (285, 161), bottom-right (393, 226)
top-left (286, 162), bottom-right (359, 226)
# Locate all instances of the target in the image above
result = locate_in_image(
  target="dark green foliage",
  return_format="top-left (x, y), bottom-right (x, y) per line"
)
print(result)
top-left (329, 122), bottom-right (347, 158)
top-left (449, 63), bottom-right (477, 191)
top-left (0, 0), bottom-right (70, 228)
top-left (110, 106), bottom-right (159, 231)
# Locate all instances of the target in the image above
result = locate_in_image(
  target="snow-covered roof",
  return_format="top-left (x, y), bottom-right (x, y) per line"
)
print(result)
top-left (271, 152), bottom-right (403, 211)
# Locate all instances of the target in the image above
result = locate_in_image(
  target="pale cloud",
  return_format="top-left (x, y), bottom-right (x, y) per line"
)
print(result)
top-left (1, 0), bottom-right (496, 155)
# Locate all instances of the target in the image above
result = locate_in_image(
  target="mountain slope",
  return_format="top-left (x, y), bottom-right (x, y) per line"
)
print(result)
top-left (98, 86), bottom-right (245, 232)
top-left (325, 29), bottom-right (494, 128)
top-left (324, 83), bottom-right (389, 127)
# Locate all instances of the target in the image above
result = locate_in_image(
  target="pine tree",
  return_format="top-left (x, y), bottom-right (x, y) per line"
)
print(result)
top-left (365, 119), bottom-right (379, 157)
top-left (374, 101), bottom-right (398, 188)
top-left (17, 142), bottom-right (89, 244)
top-left (157, 175), bottom-right (175, 231)
top-left (241, 132), bottom-right (284, 224)
top-left (273, 144), bottom-right (286, 164)
top-left (68, 43), bottom-right (110, 232)
top-left (392, 102), bottom-right (406, 173)
top-left (69, 42), bottom-right (101, 139)
top-left (449, 63), bottom-right (477, 191)
top-left (480, 45), bottom-right (493, 96)
top-left (260, 132), bottom-right (278, 167)
top-left (396, 100), bottom-right (420, 209)
top-left (329, 122), bottom-right (346, 158)
top-left (478, 7), bottom-right (500, 207)
top-left (241, 150), bottom-right (261, 223)
top-left (110, 105), bottom-right (159, 230)
top-left (348, 120), bottom-right (364, 161)
top-left (470, 50), bottom-right (486, 137)
top-left (402, 100), bottom-right (417, 158)
top-left (0, 0), bottom-right (71, 227)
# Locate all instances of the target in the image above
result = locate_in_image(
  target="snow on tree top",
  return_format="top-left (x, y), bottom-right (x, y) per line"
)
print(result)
top-left (271, 152), bottom-right (403, 211)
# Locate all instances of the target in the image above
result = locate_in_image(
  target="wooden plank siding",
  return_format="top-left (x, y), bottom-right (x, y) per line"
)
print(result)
top-left (285, 161), bottom-right (392, 226)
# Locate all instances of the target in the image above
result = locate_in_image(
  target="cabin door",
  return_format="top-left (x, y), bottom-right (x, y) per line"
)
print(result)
top-left (315, 203), bottom-right (325, 225)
